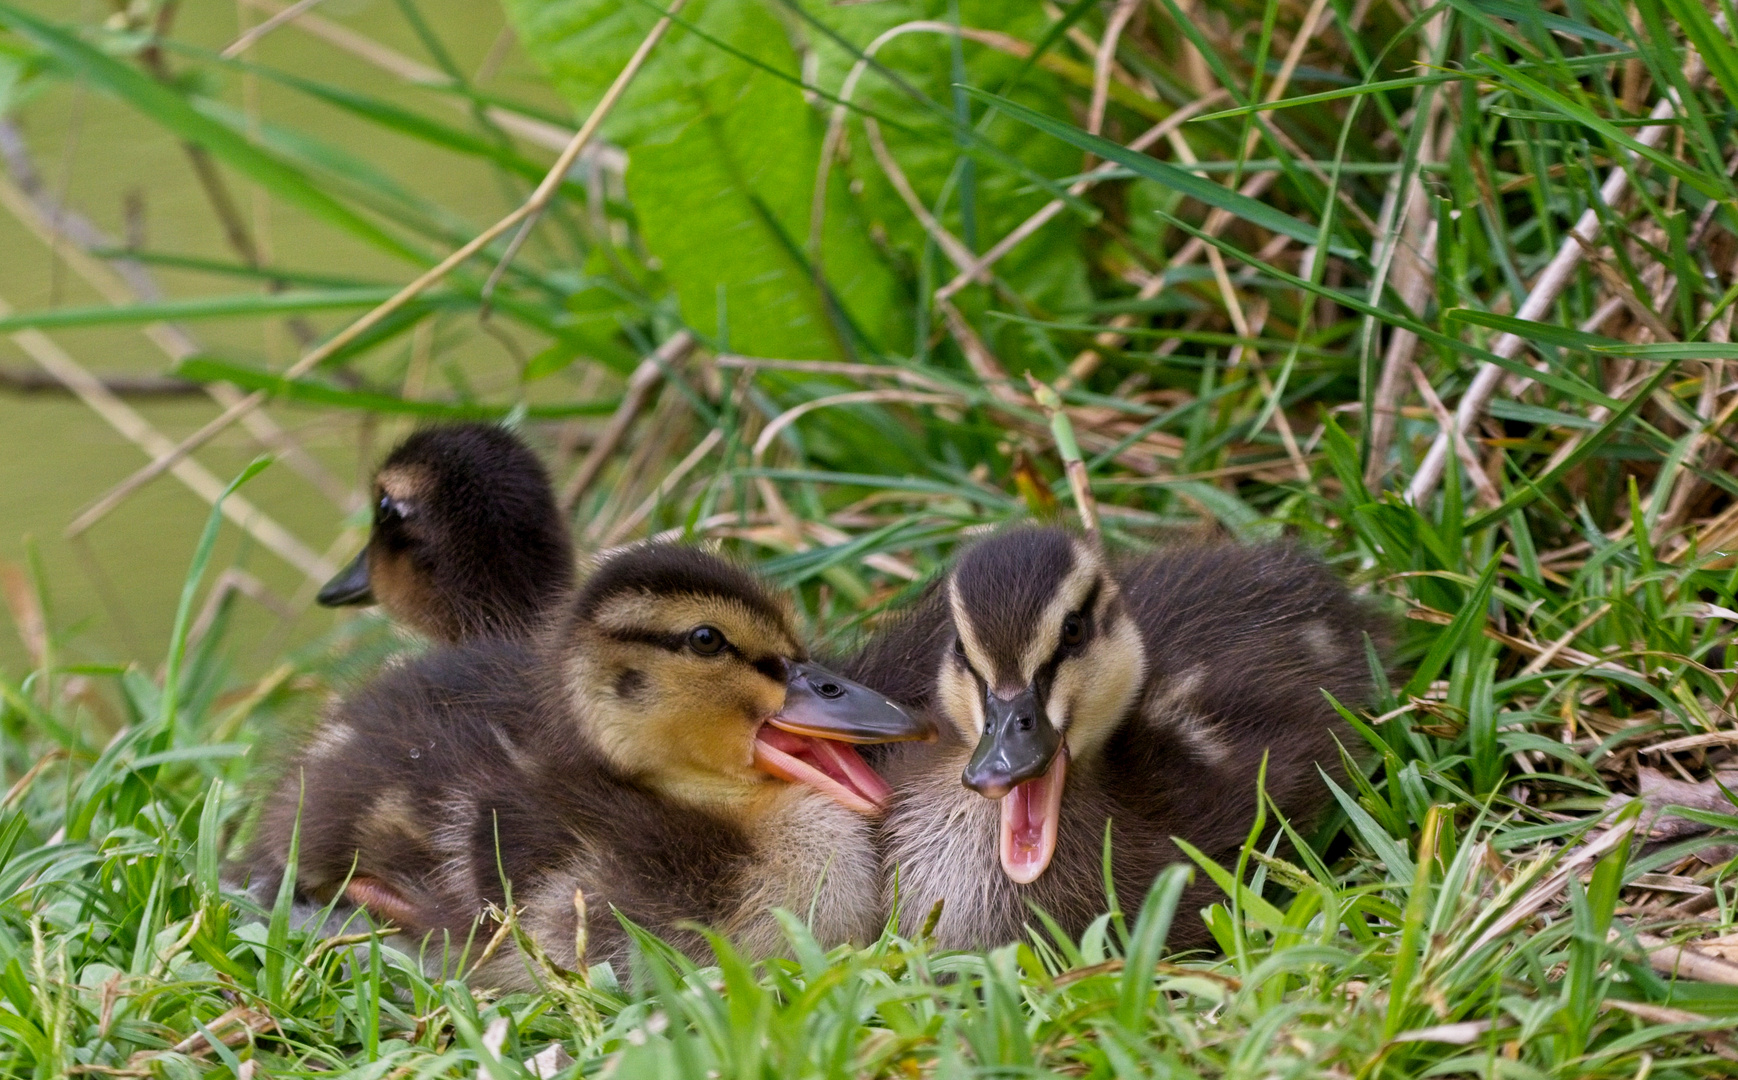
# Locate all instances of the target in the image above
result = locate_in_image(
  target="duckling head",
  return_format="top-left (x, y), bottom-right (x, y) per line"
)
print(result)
top-left (558, 544), bottom-right (930, 816)
top-left (317, 424), bottom-right (574, 642)
top-left (938, 527), bottom-right (1147, 883)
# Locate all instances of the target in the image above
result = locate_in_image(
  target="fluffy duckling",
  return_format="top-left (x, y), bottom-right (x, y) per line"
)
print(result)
top-left (846, 527), bottom-right (1381, 951)
top-left (248, 544), bottom-right (930, 985)
top-left (318, 423), bottom-right (573, 642)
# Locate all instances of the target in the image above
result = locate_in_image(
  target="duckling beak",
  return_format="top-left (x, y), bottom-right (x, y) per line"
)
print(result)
top-left (317, 547), bottom-right (374, 607)
top-left (752, 662), bottom-right (930, 815)
top-left (963, 688), bottom-right (1067, 884)
top-left (772, 662), bottom-right (932, 744)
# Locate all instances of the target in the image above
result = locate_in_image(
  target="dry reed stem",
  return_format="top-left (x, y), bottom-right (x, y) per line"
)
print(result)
top-left (1406, 50), bottom-right (1704, 504)
top-left (1624, 927), bottom-right (1738, 987)
top-left (1407, 361), bottom-right (1497, 507)
top-left (234, 0), bottom-right (620, 167)
top-left (809, 17), bottom-right (1160, 278)
top-left (0, 296), bottom-right (328, 578)
top-left (0, 167), bottom-right (356, 516)
top-left (73, 1), bottom-right (686, 537)
top-left (1058, 170), bottom-right (1278, 389)
top-left (750, 388), bottom-right (957, 547)
top-left (602, 427), bottom-right (725, 546)
top-left (583, 386), bottom-right (697, 545)
top-left (1060, 0), bottom-right (1333, 391)
top-left (220, 0), bottom-right (330, 58)
top-left (716, 355), bottom-right (955, 393)
top-left (862, 115), bottom-right (977, 273)
top-left (1086, 0), bottom-right (1144, 142)
top-left (1465, 816), bottom-right (1638, 955)
top-left (1366, 7), bottom-right (1450, 481)
top-left (560, 331), bottom-right (698, 512)
top-left (934, 92), bottom-right (1230, 303)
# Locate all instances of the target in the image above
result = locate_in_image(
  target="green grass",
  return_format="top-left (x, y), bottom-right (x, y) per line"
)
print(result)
top-left (5, 0), bottom-right (1738, 1075)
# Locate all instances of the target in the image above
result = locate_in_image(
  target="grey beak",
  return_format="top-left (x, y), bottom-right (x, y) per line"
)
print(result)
top-left (316, 547), bottom-right (374, 607)
top-left (770, 661), bottom-right (934, 744)
top-left (962, 687), bottom-right (1061, 799)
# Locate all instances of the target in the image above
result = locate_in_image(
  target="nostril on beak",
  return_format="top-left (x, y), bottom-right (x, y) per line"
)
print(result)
top-left (1017, 715), bottom-right (1034, 731)
top-left (816, 681), bottom-right (843, 699)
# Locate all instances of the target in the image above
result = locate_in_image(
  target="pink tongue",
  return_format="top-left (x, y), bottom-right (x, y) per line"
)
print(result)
top-left (1009, 782), bottom-right (1046, 849)
top-left (752, 727), bottom-right (891, 813)
top-left (998, 749), bottom-right (1067, 884)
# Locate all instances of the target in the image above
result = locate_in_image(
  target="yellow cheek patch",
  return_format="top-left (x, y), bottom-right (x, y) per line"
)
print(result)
top-left (572, 644), bottom-right (785, 786)
top-left (371, 549), bottom-right (454, 640)
top-left (1054, 612), bottom-right (1147, 758)
top-left (1020, 551), bottom-right (1106, 683)
top-left (937, 658), bottom-right (983, 738)
top-left (360, 788), bottom-right (427, 847)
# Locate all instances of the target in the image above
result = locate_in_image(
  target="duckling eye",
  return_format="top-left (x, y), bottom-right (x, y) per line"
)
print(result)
top-left (378, 495), bottom-right (406, 522)
top-left (952, 636), bottom-right (967, 659)
top-left (1061, 613), bottom-right (1086, 647)
top-left (687, 625), bottom-right (727, 655)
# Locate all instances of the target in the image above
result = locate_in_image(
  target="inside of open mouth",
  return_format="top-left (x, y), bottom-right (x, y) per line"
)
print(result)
top-left (999, 750), bottom-right (1067, 884)
top-left (752, 725), bottom-right (892, 813)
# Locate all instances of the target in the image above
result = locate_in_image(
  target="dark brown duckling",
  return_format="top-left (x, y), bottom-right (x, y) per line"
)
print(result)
top-left (843, 527), bottom-right (1382, 951)
top-left (248, 544), bottom-right (930, 986)
top-left (318, 423), bottom-right (573, 642)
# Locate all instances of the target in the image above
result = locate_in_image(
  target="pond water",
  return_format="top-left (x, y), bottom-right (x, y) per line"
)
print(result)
top-left (0, 0), bottom-right (570, 678)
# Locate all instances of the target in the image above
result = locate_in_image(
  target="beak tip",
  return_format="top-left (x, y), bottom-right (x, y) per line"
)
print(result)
top-left (316, 548), bottom-right (374, 608)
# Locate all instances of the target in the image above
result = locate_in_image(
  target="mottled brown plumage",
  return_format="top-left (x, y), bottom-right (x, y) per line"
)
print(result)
top-left (248, 544), bottom-right (927, 988)
top-left (845, 527), bottom-right (1383, 952)
top-left (317, 424), bottom-right (573, 642)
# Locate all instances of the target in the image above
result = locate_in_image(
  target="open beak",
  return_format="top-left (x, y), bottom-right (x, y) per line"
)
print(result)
top-left (962, 687), bottom-right (1067, 884)
top-left (317, 547), bottom-right (374, 607)
top-left (752, 661), bottom-right (931, 815)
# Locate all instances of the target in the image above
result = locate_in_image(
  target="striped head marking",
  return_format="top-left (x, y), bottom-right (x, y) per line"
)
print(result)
top-left (937, 528), bottom-right (1147, 883)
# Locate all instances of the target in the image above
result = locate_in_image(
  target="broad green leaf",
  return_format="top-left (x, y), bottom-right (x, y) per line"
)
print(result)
top-left (508, 0), bottom-right (901, 358)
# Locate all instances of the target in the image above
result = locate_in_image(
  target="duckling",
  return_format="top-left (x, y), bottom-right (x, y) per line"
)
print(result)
top-left (845, 527), bottom-right (1381, 951)
top-left (247, 543), bottom-right (930, 985)
top-left (317, 423), bottom-right (573, 642)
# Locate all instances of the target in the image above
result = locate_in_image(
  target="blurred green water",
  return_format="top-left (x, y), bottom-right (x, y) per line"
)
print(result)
top-left (0, 0), bottom-right (568, 678)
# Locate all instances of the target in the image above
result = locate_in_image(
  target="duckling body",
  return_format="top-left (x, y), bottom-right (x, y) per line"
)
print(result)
top-left (249, 545), bottom-right (926, 985)
top-left (318, 424), bottom-right (573, 642)
top-left (847, 529), bottom-right (1381, 951)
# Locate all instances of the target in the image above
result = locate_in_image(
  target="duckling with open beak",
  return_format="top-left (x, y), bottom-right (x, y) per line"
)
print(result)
top-left (847, 527), bottom-right (1382, 950)
top-left (247, 544), bottom-right (931, 984)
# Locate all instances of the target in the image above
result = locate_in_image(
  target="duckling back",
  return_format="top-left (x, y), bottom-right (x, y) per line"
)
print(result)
top-left (1107, 542), bottom-right (1381, 853)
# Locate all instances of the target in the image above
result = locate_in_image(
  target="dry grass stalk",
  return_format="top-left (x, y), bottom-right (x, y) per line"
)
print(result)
top-left (72, 0), bottom-right (689, 536)
top-left (560, 330), bottom-right (699, 512)
top-left (1406, 46), bottom-right (1707, 505)
top-left (235, 0), bottom-right (619, 167)
top-left (0, 165), bottom-right (355, 516)
top-left (0, 295), bottom-right (328, 578)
